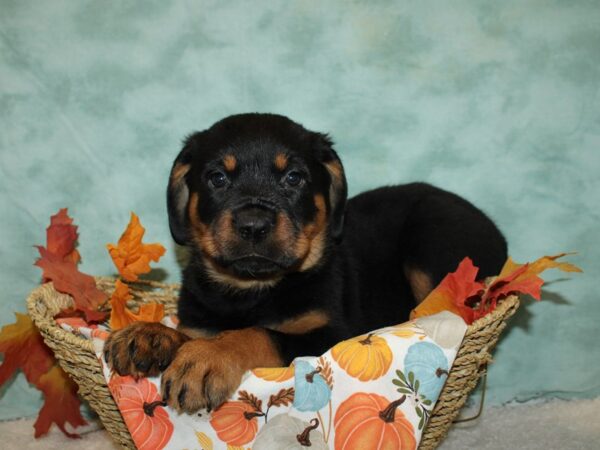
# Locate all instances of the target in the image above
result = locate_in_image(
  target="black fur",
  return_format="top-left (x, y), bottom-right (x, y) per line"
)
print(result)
top-left (168, 113), bottom-right (508, 364)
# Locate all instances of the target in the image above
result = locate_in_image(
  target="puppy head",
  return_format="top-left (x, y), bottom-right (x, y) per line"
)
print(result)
top-left (167, 113), bottom-right (347, 290)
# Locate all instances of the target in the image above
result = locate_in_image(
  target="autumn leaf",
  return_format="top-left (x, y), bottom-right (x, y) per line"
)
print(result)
top-left (0, 313), bottom-right (84, 439)
top-left (412, 254), bottom-right (582, 324)
top-left (33, 365), bottom-right (87, 438)
top-left (35, 247), bottom-right (107, 322)
top-left (109, 280), bottom-right (165, 331)
top-left (267, 387), bottom-right (295, 408)
top-left (480, 253), bottom-right (583, 314)
top-left (45, 208), bottom-right (80, 264)
top-left (107, 213), bottom-right (166, 282)
top-left (499, 253), bottom-right (582, 279)
top-left (411, 258), bottom-right (484, 323)
top-left (237, 390), bottom-right (263, 412)
top-left (0, 313), bottom-right (54, 386)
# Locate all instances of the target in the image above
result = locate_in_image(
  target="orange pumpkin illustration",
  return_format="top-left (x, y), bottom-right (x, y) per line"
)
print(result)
top-left (331, 333), bottom-right (393, 381)
top-left (210, 400), bottom-right (260, 446)
top-left (252, 366), bottom-right (295, 382)
top-left (109, 375), bottom-right (173, 450)
top-left (334, 392), bottom-right (416, 450)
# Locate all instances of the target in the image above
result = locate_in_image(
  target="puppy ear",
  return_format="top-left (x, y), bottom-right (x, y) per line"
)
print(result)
top-left (313, 133), bottom-right (348, 240)
top-left (166, 136), bottom-right (195, 245)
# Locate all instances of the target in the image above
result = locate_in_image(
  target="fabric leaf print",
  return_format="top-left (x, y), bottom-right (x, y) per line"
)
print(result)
top-left (404, 342), bottom-right (449, 402)
top-left (253, 414), bottom-right (327, 449)
top-left (237, 390), bottom-right (263, 413)
top-left (293, 360), bottom-right (331, 412)
top-left (108, 375), bottom-right (173, 450)
top-left (334, 392), bottom-right (416, 450)
top-left (392, 369), bottom-right (433, 431)
top-left (331, 333), bottom-right (393, 381)
top-left (268, 387), bottom-right (295, 408)
top-left (210, 400), bottom-right (260, 446)
top-left (316, 356), bottom-right (334, 389)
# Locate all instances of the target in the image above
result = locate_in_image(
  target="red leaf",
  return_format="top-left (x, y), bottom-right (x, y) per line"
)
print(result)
top-left (46, 208), bottom-right (80, 264)
top-left (412, 258), bottom-right (484, 324)
top-left (35, 247), bottom-right (107, 322)
top-left (33, 365), bottom-right (87, 438)
top-left (0, 313), bottom-right (54, 386)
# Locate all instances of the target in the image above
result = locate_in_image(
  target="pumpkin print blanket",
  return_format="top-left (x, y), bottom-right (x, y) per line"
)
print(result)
top-left (58, 311), bottom-right (467, 450)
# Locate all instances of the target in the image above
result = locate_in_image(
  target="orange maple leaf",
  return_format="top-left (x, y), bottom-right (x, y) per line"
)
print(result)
top-left (0, 313), bottom-right (54, 386)
top-left (35, 247), bottom-right (107, 322)
top-left (107, 213), bottom-right (166, 282)
top-left (33, 365), bottom-right (87, 438)
top-left (45, 208), bottom-right (80, 265)
top-left (482, 253), bottom-right (583, 308)
top-left (109, 280), bottom-right (165, 331)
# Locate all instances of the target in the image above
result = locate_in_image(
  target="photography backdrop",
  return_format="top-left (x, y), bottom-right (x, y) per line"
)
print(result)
top-left (1, 0), bottom-right (598, 420)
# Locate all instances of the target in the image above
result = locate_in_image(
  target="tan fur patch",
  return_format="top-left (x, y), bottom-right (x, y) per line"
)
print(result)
top-left (161, 328), bottom-right (282, 413)
top-left (223, 154), bottom-right (237, 172)
top-left (170, 163), bottom-right (191, 214)
top-left (295, 194), bottom-right (328, 271)
top-left (324, 160), bottom-right (344, 210)
top-left (188, 192), bottom-right (219, 258)
top-left (213, 210), bottom-right (236, 254)
top-left (269, 310), bottom-right (330, 335)
top-left (171, 162), bottom-right (191, 183)
top-left (177, 326), bottom-right (216, 339)
top-left (405, 266), bottom-right (433, 303)
top-left (273, 212), bottom-right (297, 250)
top-left (274, 153), bottom-right (288, 171)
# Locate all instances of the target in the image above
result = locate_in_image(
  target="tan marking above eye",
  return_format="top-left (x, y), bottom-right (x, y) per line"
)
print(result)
top-left (274, 153), bottom-right (288, 171)
top-left (223, 154), bottom-right (237, 172)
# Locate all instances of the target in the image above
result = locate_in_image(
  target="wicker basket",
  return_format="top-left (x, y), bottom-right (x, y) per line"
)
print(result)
top-left (27, 278), bottom-right (519, 450)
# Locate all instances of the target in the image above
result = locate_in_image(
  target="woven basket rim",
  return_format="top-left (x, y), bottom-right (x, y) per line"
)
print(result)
top-left (26, 278), bottom-right (520, 450)
top-left (464, 295), bottom-right (519, 335)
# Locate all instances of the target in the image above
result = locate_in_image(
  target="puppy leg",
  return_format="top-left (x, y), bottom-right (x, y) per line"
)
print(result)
top-left (104, 322), bottom-right (190, 378)
top-left (161, 327), bottom-right (282, 414)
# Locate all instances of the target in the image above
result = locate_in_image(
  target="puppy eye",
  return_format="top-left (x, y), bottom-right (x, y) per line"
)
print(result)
top-left (208, 171), bottom-right (228, 188)
top-left (284, 171), bottom-right (304, 187)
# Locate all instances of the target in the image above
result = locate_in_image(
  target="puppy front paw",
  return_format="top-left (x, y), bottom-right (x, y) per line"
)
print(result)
top-left (160, 339), bottom-right (244, 414)
top-left (104, 322), bottom-right (189, 378)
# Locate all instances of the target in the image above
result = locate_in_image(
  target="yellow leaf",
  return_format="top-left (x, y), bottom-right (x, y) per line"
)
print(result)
top-left (500, 253), bottom-right (582, 280)
top-left (410, 288), bottom-right (463, 320)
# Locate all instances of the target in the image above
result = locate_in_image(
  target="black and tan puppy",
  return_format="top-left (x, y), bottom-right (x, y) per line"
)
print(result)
top-left (105, 113), bottom-right (507, 413)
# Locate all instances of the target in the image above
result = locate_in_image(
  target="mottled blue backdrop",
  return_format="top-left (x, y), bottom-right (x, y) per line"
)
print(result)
top-left (1, 0), bottom-right (598, 419)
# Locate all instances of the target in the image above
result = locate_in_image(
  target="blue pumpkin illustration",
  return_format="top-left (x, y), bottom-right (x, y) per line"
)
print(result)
top-left (292, 360), bottom-right (331, 412)
top-left (404, 342), bottom-right (449, 401)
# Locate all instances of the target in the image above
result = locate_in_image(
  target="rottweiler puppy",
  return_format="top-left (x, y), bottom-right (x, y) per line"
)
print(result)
top-left (105, 113), bottom-right (507, 414)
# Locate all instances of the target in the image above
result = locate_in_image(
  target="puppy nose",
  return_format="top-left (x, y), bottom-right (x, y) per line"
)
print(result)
top-left (233, 207), bottom-right (275, 242)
